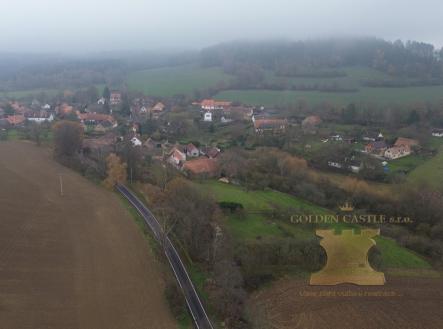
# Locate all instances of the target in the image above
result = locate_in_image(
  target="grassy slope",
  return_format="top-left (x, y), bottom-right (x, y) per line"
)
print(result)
top-left (126, 65), bottom-right (233, 97)
top-left (199, 181), bottom-right (431, 270)
top-left (215, 86), bottom-right (443, 107)
top-left (199, 181), bottom-right (324, 240)
top-left (266, 66), bottom-right (394, 88)
top-left (124, 64), bottom-right (443, 105)
top-left (1, 88), bottom-right (60, 99)
top-left (408, 144), bottom-right (443, 191)
top-left (1, 84), bottom-right (105, 100)
top-left (388, 154), bottom-right (428, 173)
top-left (215, 66), bottom-right (443, 106)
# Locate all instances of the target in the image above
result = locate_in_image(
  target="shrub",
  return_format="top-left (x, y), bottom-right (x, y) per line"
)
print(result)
top-left (218, 201), bottom-right (244, 213)
top-left (164, 280), bottom-right (186, 320)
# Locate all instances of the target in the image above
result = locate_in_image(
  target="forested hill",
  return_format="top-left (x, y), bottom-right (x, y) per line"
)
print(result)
top-left (0, 51), bottom-right (197, 92)
top-left (200, 38), bottom-right (443, 80)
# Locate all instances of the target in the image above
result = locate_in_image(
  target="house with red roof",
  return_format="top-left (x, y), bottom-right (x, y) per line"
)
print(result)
top-left (201, 99), bottom-right (232, 111)
top-left (252, 116), bottom-right (287, 134)
top-left (6, 115), bottom-right (26, 126)
top-left (77, 112), bottom-right (117, 132)
top-left (167, 147), bottom-right (186, 168)
top-left (183, 158), bottom-right (219, 177)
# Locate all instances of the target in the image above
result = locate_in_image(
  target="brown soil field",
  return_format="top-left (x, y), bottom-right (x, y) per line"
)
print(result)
top-left (248, 275), bottom-right (443, 329)
top-left (0, 141), bottom-right (177, 329)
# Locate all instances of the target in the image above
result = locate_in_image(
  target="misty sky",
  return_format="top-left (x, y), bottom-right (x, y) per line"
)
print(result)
top-left (1, 0), bottom-right (443, 53)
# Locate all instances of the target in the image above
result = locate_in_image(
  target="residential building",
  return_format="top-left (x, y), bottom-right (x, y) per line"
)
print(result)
top-left (150, 102), bottom-right (166, 119)
top-left (185, 143), bottom-right (199, 157)
top-left (201, 99), bottom-right (232, 111)
top-left (252, 116), bottom-right (287, 134)
top-left (222, 106), bottom-right (254, 121)
top-left (365, 141), bottom-right (387, 156)
top-left (6, 115), bottom-right (26, 126)
top-left (167, 147), bottom-right (186, 168)
top-left (26, 111), bottom-right (54, 123)
top-left (131, 136), bottom-right (142, 146)
top-left (432, 129), bottom-right (443, 137)
top-left (394, 137), bottom-right (419, 149)
top-left (183, 158), bottom-right (219, 177)
top-left (384, 145), bottom-right (411, 159)
top-left (204, 112), bottom-right (213, 122)
top-left (77, 112), bottom-right (117, 132)
top-left (57, 103), bottom-right (74, 117)
top-left (110, 91), bottom-right (122, 105)
top-left (200, 146), bottom-right (220, 159)
top-left (328, 161), bottom-right (343, 169)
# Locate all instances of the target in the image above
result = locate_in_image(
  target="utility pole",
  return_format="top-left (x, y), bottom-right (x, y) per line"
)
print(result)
top-left (59, 174), bottom-right (64, 196)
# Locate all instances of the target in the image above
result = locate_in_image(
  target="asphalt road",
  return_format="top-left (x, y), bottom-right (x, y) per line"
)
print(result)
top-left (117, 184), bottom-right (214, 329)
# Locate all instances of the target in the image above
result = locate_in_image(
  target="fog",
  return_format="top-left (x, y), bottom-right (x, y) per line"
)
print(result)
top-left (1, 0), bottom-right (443, 53)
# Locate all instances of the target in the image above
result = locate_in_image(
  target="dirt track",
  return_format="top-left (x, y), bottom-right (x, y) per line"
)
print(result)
top-left (0, 141), bottom-right (177, 329)
top-left (249, 275), bottom-right (443, 329)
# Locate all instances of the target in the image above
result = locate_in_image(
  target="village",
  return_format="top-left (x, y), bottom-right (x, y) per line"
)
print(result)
top-left (1, 88), bottom-right (441, 184)
top-left (1, 88), bottom-right (441, 183)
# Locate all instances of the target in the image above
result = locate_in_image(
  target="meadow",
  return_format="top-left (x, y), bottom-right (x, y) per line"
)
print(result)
top-left (126, 65), bottom-right (233, 97)
top-left (215, 85), bottom-right (443, 107)
top-left (125, 63), bottom-right (443, 105)
top-left (199, 181), bottom-right (431, 270)
top-left (0, 88), bottom-right (60, 99)
top-left (408, 144), bottom-right (443, 190)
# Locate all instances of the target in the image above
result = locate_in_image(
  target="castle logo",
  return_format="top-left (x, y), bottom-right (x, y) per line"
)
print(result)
top-left (339, 201), bottom-right (354, 212)
top-left (310, 228), bottom-right (386, 286)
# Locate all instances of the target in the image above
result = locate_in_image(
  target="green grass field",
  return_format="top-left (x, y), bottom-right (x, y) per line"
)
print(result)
top-left (199, 181), bottom-right (326, 240)
top-left (387, 154), bottom-right (428, 174)
top-left (124, 64), bottom-right (443, 106)
top-left (408, 145), bottom-right (443, 191)
top-left (375, 237), bottom-right (431, 269)
top-left (0, 88), bottom-right (60, 99)
top-left (199, 181), bottom-right (431, 270)
top-left (216, 66), bottom-right (443, 106)
top-left (215, 85), bottom-right (443, 107)
top-left (265, 66), bottom-right (396, 89)
top-left (1, 84), bottom-right (105, 100)
top-left (126, 65), bottom-right (233, 97)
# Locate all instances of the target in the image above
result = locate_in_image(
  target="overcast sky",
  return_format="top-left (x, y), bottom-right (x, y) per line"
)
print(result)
top-left (1, 0), bottom-right (443, 53)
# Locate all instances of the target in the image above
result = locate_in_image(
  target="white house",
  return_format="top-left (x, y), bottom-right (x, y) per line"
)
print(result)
top-left (204, 112), bottom-right (213, 122)
top-left (27, 113), bottom-right (54, 124)
top-left (220, 116), bottom-right (233, 123)
top-left (349, 162), bottom-right (362, 173)
top-left (328, 161), bottom-right (343, 169)
top-left (97, 97), bottom-right (106, 105)
top-left (330, 134), bottom-right (343, 141)
top-left (432, 129), bottom-right (443, 137)
top-left (42, 104), bottom-right (51, 110)
top-left (131, 136), bottom-right (142, 147)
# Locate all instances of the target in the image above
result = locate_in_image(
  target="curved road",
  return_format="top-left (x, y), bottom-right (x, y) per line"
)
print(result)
top-left (117, 184), bottom-right (214, 329)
